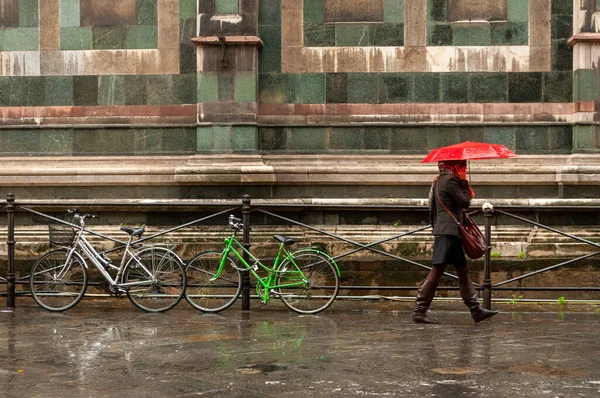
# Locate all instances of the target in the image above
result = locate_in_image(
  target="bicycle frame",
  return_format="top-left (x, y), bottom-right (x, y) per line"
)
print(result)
top-left (213, 235), bottom-right (309, 302)
top-left (59, 226), bottom-right (157, 290)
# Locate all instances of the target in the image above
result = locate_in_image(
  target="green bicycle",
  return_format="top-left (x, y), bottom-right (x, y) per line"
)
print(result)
top-left (185, 215), bottom-right (341, 314)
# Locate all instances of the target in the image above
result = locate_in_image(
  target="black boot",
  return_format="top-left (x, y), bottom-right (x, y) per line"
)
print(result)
top-left (460, 282), bottom-right (498, 323)
top-left (412, 280), bottom-right (440, 324)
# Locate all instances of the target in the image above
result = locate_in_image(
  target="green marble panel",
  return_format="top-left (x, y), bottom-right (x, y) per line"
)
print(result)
top-left (414, 74), bottom-right (440, 103)
top-left (543, 72), bottom-right (572, 103)
top-left (146, 75), bottom-right (173, 105)
top-left (378, 74), bottom-right (413, 103)
top-left (258, 74), bottom-right (292, 104)
top-left (124, 75), bottom-right (148, 105)
top-left (179, 0), bottom-right (196, 18)
top-left (73, 76), bottom-right (99, 106)
top-left (259, 0), bottom-right (281, 25)
top-left (197, 126), bottom-right (214, 151)
top-left (383, 0), bottom-right (404, 23)
top-left (304, 0), bottom-right (325, 24)
top-left (40, 130), bottom-right (73, 155)
top-left (330, 127), bottom-right (364, 150)
top-left (508, 73), bottom-right (542, 103)
top-left (292, 73), bottom-right (326, 104)
top-left (198, 72), bottom-right (219, 103)
top-left (390, 127), bottom-right (428, 152)
top-left (234, 71), bottom-right (257, 103)
top-left (232, 126), bottom-right (258, 151)
top-left (259, 25), bottom-right (282, 72)
top-left (335, 23), bottom-right (374, 46)
top-left (213, 125), bottom-right (232, 150)
top-left (126, 26), bottom-right (158, 49)
top-left (92, 27), bottom-right (127, 50)
top-left (440, 73), bottom-right (468, 103)
top-left (73, 129), bottom-right (135, 155)
top-left (215, 0), bottom-right (239, 14)
top-left (44, 77), bottom-right (73, 106)
top-left (484, 126), bottom-right (517, 151)
top-left (516, 127), bottom-right (549, 153)
top-left (573, 69), bottom-right (596, 102)
top-left (469, 74), bottom-right (507, 103)
top-left (3, 27), bottom-right (39, 51)
top-left (98, 76), bottom-right (125, 106)
top-left (507, 0), bottom-right (528, 23)
top-left (452, 23), bottom-right (491, 46)
top-left (19, 0), bottom-right (39, 27)
top-left (288, 127), bottom-right (327, 151)
top-left (347, 73), bottom-right (378, 103)
top-left (138, 0), bottom-right (158, 25)
top-left (60, 0), bottom-right (80, 27)
top-left (364, 127), bottom-right (390, 150)
top-left (305, 23), bottom-right (335, 47)
top-left (60, 27), bottom-right (92, 50)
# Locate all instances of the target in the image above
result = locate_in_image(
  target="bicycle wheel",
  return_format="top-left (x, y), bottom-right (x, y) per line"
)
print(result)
top-left (185, 250), bottom-right (242, 312)
top-left (277, 250), bottom-right (339, 314)
top-left (29, 249), bottom-right (88, 312)
top-left (123, 247), bottom-right (186, 313)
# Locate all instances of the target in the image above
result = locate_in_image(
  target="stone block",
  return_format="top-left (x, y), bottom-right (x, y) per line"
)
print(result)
top-left (364, 127), bottom-right (390, 150)
top-left (98, 75), bottom-right (125, 105)
top-left (19, 0), bottom-right (38, 27)
top-left (548, 126), bottom-right (573, 153)
top-left (427, 126), bottom-right (459, 149)
top-left (305, 23), bottom-right (335, 47)
top-left (3, 27), bottom-right (38, 51)
top-left (146, 75), bottom-right (173, 105)
top-left (73, 75), bottom-right (99, 106)
top-left (508, 73), bottom-right (542, 103)
top-left (440, 73), bottom-right (468, 103)
top-left (258, 73), bottom-right (292, 104)
top-left (179, 43), bottom-right (196, 74)
top-left (124, 75), bottom-right (148, 105)
top-left (215, 0), bottom-right (239, 14)
top-left (288, 127), bottom-right (327, 151)
top-left (326, 73), bottom-right (348, 103)
top-left (92, 27), bottom-right (128, 50)
top-left (212, 125), bottom-right (232, 150)
top-left (304, 0), bottom-right (325, 24)
top-left (198, 72), bottom-right (219, 103)
top-left (44, 76), bottom-right (73, 106)
top-left (138, 0), bottom-right (158, 25)
top-left (81, 0), bottom-right (138, 27)
top-left (335, 23), bottom-right (374, 46)
top-left (516, 127), bottom-right (550, 153)
top-left (258, 127), bottom-right (287, 151)
top-left (0, 0), bottom-right (19, 27)
top-left (447, 0), bottom-right (507, 22)
top-left (507, 0), bottom-right (528, 22)
top-left (458, 126), bottom-right (484, 143)
top-left (126, 26), bottom-right (158, 49)
top-left (232, 126), bottom-right (258, 151)
top-left (39, 130), bottom-right (73, 155)
top-left (573, 69), bottom-right (596, 102)
top-left (542, 72), bottom-right (572, 103)
top-left (372, 23), bottom-right (404, 46)
top-left (429, 0), bottom-right (447, 22)
top-left (383, 0), bottom-right (404, 23)
top-left (161, 127), bottom-right (196, 153)
top-left (378, 74), bottom-right (412, 103)
top-left (73, 129), bottom-right (135, 155)
top-left (484, 126), bottom-right (517, 150)
top-left (22, 77), bottom-right (44, 106)
top-left (469, 73), bottom-right (507, 103)
top-left (490, 22), bottom-right (528, 45)
top-left (347, 73), bottom-right (378, 103)
top-left (234, 71), bottom-right (257, 102)
top-left (0, 129), bottom-right (41, 154)
top-left (196, 126), bottom-right (213, 151)
top-left (60, 27), bottom-right (92, 50)
top-left (413, 74), bottom-right (440, 103)
top-left (552, 39), bottom-right (572, 72)
top-left (390, 127), bottom-right (427, 152)
top-left (291, 73), bottom-right (325, 104)
top-left (259, 0), bottom-right (281, 25)
top-left (179, 0), bottom-right (196, 19)
top-left (330, 127), bottom-right (363, 150)
top-left (452, 22), bottom-right (491, 46)
top-left (429, 23), bottom-right (452, 45)
top-left (218, 73), bottom-right (235, 102)
top-left (325, 0), bottom-right (383, 22)
top-left (259, 25), bottom-right (282, 72)
top-left (59, 0), bottom-right (80, 27)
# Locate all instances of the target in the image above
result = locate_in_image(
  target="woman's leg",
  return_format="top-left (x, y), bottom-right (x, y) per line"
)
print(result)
top-left (412, 264), bottom-right (447, 324)
top-left (455, 264), bottom-right (498, 323)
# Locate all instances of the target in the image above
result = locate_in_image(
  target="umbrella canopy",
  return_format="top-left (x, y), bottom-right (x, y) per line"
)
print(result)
top-left (421, 141), bottom-right (516, 163)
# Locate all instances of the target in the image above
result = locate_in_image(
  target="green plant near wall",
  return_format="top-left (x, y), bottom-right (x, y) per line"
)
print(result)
top-left (557, 296), bottom-right (568, 306)
top-left (518, 251), bottom-right (526, 259)
top-left (508, 294), bottom-right (523, 305)
top-left (491, 251), bottom-right (501, 258)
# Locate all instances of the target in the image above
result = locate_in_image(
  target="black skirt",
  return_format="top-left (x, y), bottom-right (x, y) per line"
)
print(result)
top-left (432, 235), bottom-right (467, 266)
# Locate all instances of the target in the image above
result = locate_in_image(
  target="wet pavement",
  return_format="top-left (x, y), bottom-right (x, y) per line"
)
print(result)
top-left (1, 299), bottom-right (600, 397)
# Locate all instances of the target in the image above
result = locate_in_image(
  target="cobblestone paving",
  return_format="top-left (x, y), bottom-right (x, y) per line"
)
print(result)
top-left (1, 299), bottom-right (599, 397)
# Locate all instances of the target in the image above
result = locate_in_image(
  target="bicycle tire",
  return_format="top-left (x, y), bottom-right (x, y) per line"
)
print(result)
top-left (184, 250), bottom-right (242, 312)
top-left (123, 247), bottom-right (186, 313)
top-left (29, 249), bottom-right (88, 312)
top-left (277, 250), bottom-right (339, 314)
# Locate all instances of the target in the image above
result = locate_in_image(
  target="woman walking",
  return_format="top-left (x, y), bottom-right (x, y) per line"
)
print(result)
top-left (413, 159), bottom-right (499, 324)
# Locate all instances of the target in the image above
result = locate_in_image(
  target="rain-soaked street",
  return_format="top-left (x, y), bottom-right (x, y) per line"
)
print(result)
top-left (1, 299), bottom-right (600, 397)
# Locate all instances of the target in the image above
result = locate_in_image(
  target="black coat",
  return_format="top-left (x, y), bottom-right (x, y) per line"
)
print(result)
top-left (431, 174), bottom-right (472, 236)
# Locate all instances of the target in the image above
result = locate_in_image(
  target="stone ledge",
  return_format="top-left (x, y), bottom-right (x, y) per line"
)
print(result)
top-left (1, 154), bottom-right (600, 188)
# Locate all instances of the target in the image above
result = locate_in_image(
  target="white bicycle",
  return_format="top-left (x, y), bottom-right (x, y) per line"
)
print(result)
top-left (29, 209), bottom-right (186, 312)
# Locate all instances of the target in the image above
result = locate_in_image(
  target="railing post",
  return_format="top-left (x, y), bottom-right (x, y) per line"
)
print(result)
top-left (241, 194), bottom-right (251, 311)
top-left (6, 193), bottom-right (16, 312)
top-left (482, 202), bottom-right (494, 310)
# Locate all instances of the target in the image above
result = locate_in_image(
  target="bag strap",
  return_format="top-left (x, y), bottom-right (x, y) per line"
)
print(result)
top-left (435, 179), bottom-right (461, 227)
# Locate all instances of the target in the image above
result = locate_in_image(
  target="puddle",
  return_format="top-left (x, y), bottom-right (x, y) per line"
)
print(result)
top-left (431, 367), bottom-right (485, 375)
top-left (236, 364), bottom-right (287, 374)
top-left (506, 364), bottom-right (588, 377)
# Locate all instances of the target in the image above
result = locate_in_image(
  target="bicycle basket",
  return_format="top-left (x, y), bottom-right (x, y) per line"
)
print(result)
top-left (48, 224), bottom-right (76, 247)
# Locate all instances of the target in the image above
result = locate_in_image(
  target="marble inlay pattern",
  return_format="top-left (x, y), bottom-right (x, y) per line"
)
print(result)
top-left (0, 0), bottom-right (179, 76)
top-left (281, 0), bottom-right (551, 73)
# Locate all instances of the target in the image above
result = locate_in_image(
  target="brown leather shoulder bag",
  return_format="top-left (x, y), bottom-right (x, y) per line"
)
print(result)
top-left (435, 183), bottom-right (486, 260)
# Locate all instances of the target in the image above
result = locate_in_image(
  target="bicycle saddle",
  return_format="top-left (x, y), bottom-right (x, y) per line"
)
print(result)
top-left (121, 226), bottom-right (145, 237)
top-left (273, 235), bottom-right (295, 246)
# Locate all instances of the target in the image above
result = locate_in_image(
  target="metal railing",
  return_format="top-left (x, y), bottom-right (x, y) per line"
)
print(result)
top-left (2, 193), bottom-right (600, 312)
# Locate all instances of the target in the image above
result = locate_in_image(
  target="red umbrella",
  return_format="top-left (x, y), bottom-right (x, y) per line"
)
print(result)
top-left (421, 141), bottom-right (516, 163)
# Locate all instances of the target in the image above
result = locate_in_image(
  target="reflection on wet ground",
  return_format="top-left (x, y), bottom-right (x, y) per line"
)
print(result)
top-left (1, 299), bottom-right (600, 397)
